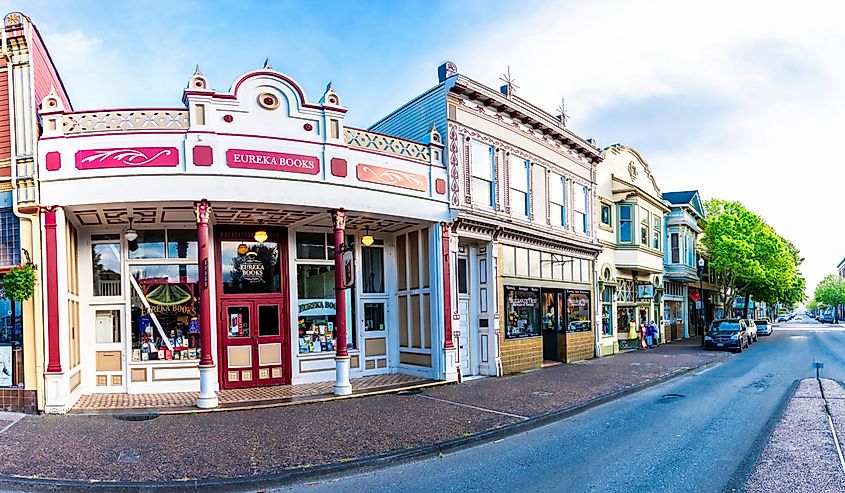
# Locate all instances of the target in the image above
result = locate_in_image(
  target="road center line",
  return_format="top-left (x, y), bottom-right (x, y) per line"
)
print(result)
top-left (415, 394), bottom-right (529, 420)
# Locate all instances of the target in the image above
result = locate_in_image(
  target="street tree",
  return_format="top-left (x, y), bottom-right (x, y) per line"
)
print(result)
top-left (813, 274), bottom-right (845, 323)
top-left (699, 199), bottom-right (805, 317)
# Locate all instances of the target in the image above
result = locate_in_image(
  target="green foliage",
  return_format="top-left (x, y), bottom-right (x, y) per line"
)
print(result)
top-left (813, 275), bottom-right (845, 309)
top-left (699, 199), bottom-right (805, 312)
top-left (2, 264), bottom-right (36, 302)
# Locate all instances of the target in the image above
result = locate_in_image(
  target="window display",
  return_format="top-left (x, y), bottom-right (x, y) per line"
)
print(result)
top-left (565, 290), bottom-right (591, 332)
top-left (296, 264), bottom-right (354, 353)
top-left (130, 264), bottom-right (201, 362)
top-left (504, 286), bottom-right (540, 339)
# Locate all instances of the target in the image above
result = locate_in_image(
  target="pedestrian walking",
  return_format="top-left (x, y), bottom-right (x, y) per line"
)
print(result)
top-left (646, 321), bottom-right (657, 348)
top-left (639, 322), bottom-right (647, 349)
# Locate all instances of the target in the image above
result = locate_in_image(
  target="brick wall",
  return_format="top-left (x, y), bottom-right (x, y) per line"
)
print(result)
top-left (565, 331), bottom-right (594, 363)
top-left (500, 335), bottom-right (543, 374)
top-left (0, 389), bottom-right (37, 414)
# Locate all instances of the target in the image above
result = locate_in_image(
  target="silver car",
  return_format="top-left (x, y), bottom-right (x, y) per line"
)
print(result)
top-left (755, 318), bottom-right (772, 336)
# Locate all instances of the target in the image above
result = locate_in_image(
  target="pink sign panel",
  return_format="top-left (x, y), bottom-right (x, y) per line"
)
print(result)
top-left (356, 163), bottom-right (427, 192)
top-left (76, 147), bottom-right (179, 169)
top-left (226, 149), bottom-right (320, 175)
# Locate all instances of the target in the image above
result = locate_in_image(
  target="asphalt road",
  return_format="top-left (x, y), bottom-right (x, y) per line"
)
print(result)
top-left (277, 315), bottom-right (845, 493)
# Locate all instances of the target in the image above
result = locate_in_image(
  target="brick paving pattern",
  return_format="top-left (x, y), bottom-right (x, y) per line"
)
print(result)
top-left (0, 341), bottom-right (726, 483)
top-left (73, 373), bottom-right (427, 411)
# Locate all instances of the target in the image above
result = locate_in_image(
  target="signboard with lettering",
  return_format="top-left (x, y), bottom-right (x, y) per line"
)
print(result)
top-left (226, 149), bottom-right (320, 175)
top-left (76, 147), bottom-right (180, 169)
top-left (341, 250), bottom-right (355, 289)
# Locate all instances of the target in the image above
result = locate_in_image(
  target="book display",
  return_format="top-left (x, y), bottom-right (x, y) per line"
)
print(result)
top-left (298, 316), bottom-right (336, 354)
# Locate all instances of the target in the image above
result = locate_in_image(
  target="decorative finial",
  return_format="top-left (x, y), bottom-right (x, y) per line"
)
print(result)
top-left (263, 58), bottom-right (272, 70)
top-left (556, 98), bottom-right (570, 127)
top-left (326, 81), bottom-right (333, 91)
top-left (193, 64), bottom-right (203, 76)
top-left (499, 66), bottom-right (519, 97)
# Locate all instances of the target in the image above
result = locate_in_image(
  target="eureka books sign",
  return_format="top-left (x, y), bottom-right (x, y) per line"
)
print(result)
top-left (226, 149), bottom-right (320, 175)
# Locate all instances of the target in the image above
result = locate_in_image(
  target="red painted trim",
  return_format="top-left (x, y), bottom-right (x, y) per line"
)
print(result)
top-left (435, 178), bottom-right (446, 195)
top-left (192, 145), bottom-right (213, 166)
top-left (356, 163), bottom-right (427, 192)
top-left (330, 157), bottom-right (347, 177)
top-left (196, 200), bottom-right (214, 368)
top-left (332, 211), bottom-right (349, 358)
top-left (45, 151), bottom-right (61, 171)
top-left (441, 224), bottom-right (454, 350)
top-left (44, 208), bottom-right (62, 373)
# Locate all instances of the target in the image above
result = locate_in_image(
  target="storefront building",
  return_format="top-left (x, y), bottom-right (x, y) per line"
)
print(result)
top-left (0, 12), bottom-right (72, 413)
top-left (595, 145), bottom-right (668, 356)
top-left (370, 62), bottom-right (602, 375)
top-left (35, 64), bottom-right (453, 412)
top-left (661, 190), bottom-right (704, 341)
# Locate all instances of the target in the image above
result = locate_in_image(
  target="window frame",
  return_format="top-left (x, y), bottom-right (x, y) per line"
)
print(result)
top-left (508, 155), bottom-right (530, 217)
top-left (470, 140), bottom-right (495, 209)
top-left (618, 204), bottom-right (634, 243)
top-left (549, 173), bottom-right (566, 227)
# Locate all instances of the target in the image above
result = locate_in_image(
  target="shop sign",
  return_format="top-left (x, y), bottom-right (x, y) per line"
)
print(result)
top-left (240, 257), bottom-right (265, 283)
top-left (298, 299), bottom-right (336, 316)
top-left (227, 149), bottom-right (320, 175)
top-left (76, 147), bottom-right (180, 169)
top-left (356, 163), bottom-right (427, 192)
top-left (341, 250), bottom-right (354, 289)
top-left (636, 282), bottom-right (654, 299)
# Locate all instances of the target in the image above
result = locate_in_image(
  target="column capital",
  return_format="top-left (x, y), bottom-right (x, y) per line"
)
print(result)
top-left (330, 208), bottom-right (347, 230)
top-left (194, 199), bottom-right (211, 224)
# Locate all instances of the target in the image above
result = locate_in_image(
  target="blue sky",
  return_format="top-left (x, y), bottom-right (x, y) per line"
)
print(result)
top-left (7, 0), bottom-right (844, 297)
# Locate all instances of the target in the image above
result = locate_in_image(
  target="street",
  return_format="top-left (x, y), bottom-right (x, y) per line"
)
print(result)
top-left (278, 317), bottom-right (845, 493)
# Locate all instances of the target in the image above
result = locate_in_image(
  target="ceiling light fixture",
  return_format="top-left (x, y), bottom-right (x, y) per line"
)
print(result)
top-left (124, 216), bottom-right (138, 242)
top-left (361, 227), bottom-right (374, 247)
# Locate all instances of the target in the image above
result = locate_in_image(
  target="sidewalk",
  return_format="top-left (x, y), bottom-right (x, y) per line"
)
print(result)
top-left (745, 378), bottom-right (845, 493)
top-left (0, 340), bottom-right (725, 490)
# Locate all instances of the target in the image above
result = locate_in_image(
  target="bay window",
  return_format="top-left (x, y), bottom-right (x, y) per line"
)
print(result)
top-left (618, 205), bottom-right (633, 243)
top-left (640, 208), bottom-right (649, 246)
top-left (670, 233), bottom-right (680, 263)
top-left (652, 215), bottom-right (661, 250)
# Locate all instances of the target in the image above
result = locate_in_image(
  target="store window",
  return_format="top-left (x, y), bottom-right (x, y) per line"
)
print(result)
top-left (619, 205), bottom-right (632, 243)
top-left (0, 208), bottom-right (20, 266)
top-left (509, 156), bottom-right (530, 217)
top-left (601, 286), bottom-right (613, 336)
top-left (565, 290), bottom-right (591, 332)
top-left (92, 242), bottom-right (122, 297)
top-left (221, 241), bottom-right (281, 294)
top-left (617, 306), bottom-right (636, 339)
top-left (504, 286), bottom-right (540, 339)
top-left (549, 173), bottom-right (566, 227)
top-left (0, 286), bottom-right (23, 387)
top-left (470, 141), bottom-right (494, 208)
top-left (129, 264), bottom-right (200, 362)
top-left (128, 230), bottom-right (165, 259)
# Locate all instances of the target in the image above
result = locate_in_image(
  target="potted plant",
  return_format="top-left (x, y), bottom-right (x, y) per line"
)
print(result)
top-left (2, 263), bottom-right (36, 303)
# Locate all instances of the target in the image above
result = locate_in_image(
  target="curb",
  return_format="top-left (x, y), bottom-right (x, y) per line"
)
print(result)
top-left (722, 378), bottom-right (801, 493)
top-left (0, 353), bottom-right (729, 492)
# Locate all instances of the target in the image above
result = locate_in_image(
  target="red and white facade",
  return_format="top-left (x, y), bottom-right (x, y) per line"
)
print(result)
top-left (36, 66), bottom-right (455, 412)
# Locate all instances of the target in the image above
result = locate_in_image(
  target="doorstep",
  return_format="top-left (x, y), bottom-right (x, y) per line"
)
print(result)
top-left (69, 373), bottom-right (443, 415)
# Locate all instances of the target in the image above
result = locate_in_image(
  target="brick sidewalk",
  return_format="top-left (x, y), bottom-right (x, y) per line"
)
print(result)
top-left (0, 340), bottom-right (725, 485)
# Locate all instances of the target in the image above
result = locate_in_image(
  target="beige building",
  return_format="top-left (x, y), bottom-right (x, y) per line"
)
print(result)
top-left (595, 145), bottom-right (668, 355)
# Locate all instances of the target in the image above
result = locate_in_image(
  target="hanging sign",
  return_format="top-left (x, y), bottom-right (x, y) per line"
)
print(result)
top-left (341, 249), bottom-right (355, 289)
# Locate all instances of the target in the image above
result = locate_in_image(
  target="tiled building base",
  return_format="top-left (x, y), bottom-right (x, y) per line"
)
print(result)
top-left (0, 389), bottom-right (37, 414)
top-left (72, 373), bottom-right (431, 412)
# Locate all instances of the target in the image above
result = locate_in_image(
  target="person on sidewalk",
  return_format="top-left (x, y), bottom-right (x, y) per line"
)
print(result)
top-left (639, 322), bottom-right (647, 350)
top-left (646, 321), bottom-right (657, 348)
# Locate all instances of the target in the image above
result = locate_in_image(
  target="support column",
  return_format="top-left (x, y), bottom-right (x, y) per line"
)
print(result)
top-left (43, 208), bottom-right (61, 374)
top-left (441, 222), bottom-right (458, 382)
top-left (331, 209), bottom-right (352, 396)
top-left (195, 199), bottom-right (218, 409)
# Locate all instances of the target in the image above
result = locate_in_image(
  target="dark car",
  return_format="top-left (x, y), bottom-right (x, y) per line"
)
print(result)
top-left (820, 313), bottom-right (835, 324)
top-left (755, 318), bottom-right (773, 336)
top-left (705, 319), bottom-right (750, 352)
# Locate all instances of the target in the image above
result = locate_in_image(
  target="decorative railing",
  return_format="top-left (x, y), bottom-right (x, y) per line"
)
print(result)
top-left (344, 128), bottom-right (430, 163)
top-left (62, 110), bottom-right (190, 135)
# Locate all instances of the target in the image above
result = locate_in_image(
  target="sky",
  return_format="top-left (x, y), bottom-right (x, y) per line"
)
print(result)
top-left (7, 0), bottom-right (844, 299)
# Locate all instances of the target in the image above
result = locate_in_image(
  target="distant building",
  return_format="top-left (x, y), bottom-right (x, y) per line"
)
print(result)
top-left (838, 258), bottom-right (845, 279)
top-left (661, 191), bottom-right (704, 340)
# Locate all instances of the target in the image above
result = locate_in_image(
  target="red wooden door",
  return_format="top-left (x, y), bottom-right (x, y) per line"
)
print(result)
top-left (220, 299), bottom-right (287, 389)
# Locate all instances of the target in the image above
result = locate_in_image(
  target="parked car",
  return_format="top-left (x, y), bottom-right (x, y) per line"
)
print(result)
top-left (777, 313), bottom-right (788, 322)
top-left (820, 313), bottom-right (835, 324)
top-left (756, 318), bottom-right (773, 336)
top-left (745, 319), bottom-right (758, 343)
top-left (705, 319), bottom-right (751, 352)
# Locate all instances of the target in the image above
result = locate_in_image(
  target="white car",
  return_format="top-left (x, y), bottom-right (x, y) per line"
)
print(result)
top-left (744, 319), bottom-right (759, 343)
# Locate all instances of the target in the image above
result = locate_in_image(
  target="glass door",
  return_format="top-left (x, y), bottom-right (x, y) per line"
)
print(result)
top-left (93, 307), bottom-right (126, 392)
top-left (221, 300), bottom-right (287, 389)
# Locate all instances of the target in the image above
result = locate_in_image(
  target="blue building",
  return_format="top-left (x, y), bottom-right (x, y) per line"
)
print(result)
top-left (661, 191), bottom-right (704, 340)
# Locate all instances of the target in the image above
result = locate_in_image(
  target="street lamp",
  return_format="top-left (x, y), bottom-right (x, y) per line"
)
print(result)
top-left (697, 257), bottom-right (705, 346)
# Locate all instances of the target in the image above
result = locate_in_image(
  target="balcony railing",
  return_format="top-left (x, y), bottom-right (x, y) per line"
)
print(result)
top-left (62, 110), bottom-right (190, 135)
top-left (344, 127), bottom-right (430, 163)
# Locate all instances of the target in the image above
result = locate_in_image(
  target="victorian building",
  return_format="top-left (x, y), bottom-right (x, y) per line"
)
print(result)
top-left (35, 59), bottom-right (455, 412)
top-left (0, 12), bottom-right (71, 413)
top-left (371, 62), bottom-right (603, 376)
top-left (595, 145), bottom-right (668, 355)
top-left (661, 190), bottom-right (704, 341)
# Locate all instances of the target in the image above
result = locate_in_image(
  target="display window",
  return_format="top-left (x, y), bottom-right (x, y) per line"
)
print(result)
top-left (565, 290), bottom-right (591, 332)
top-left (296, 243), bottom-right (355, 354)
top-left (129, 264), bottom-right (201, 362)
top-left (0, 287), bottom-right (22, 388)
top-left (504, 286), bottom-right (540, 339)
top-left (92, 242), bottom-right (122, 297)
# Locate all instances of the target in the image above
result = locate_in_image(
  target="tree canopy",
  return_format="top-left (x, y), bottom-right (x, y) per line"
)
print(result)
top-left (699, 199), bottom-right (805, 314)
top-left (813, 274), bottom-right (845, 322)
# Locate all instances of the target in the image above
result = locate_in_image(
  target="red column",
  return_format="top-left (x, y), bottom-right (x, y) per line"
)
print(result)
top-left (331, 209), bottom-right (349, 358)
top-left (441, 222), bottom-right (454, 350)
top-left (44, 207), bottom-right (62, 373)
top-left (196, 199), bottom-right (214, 367)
